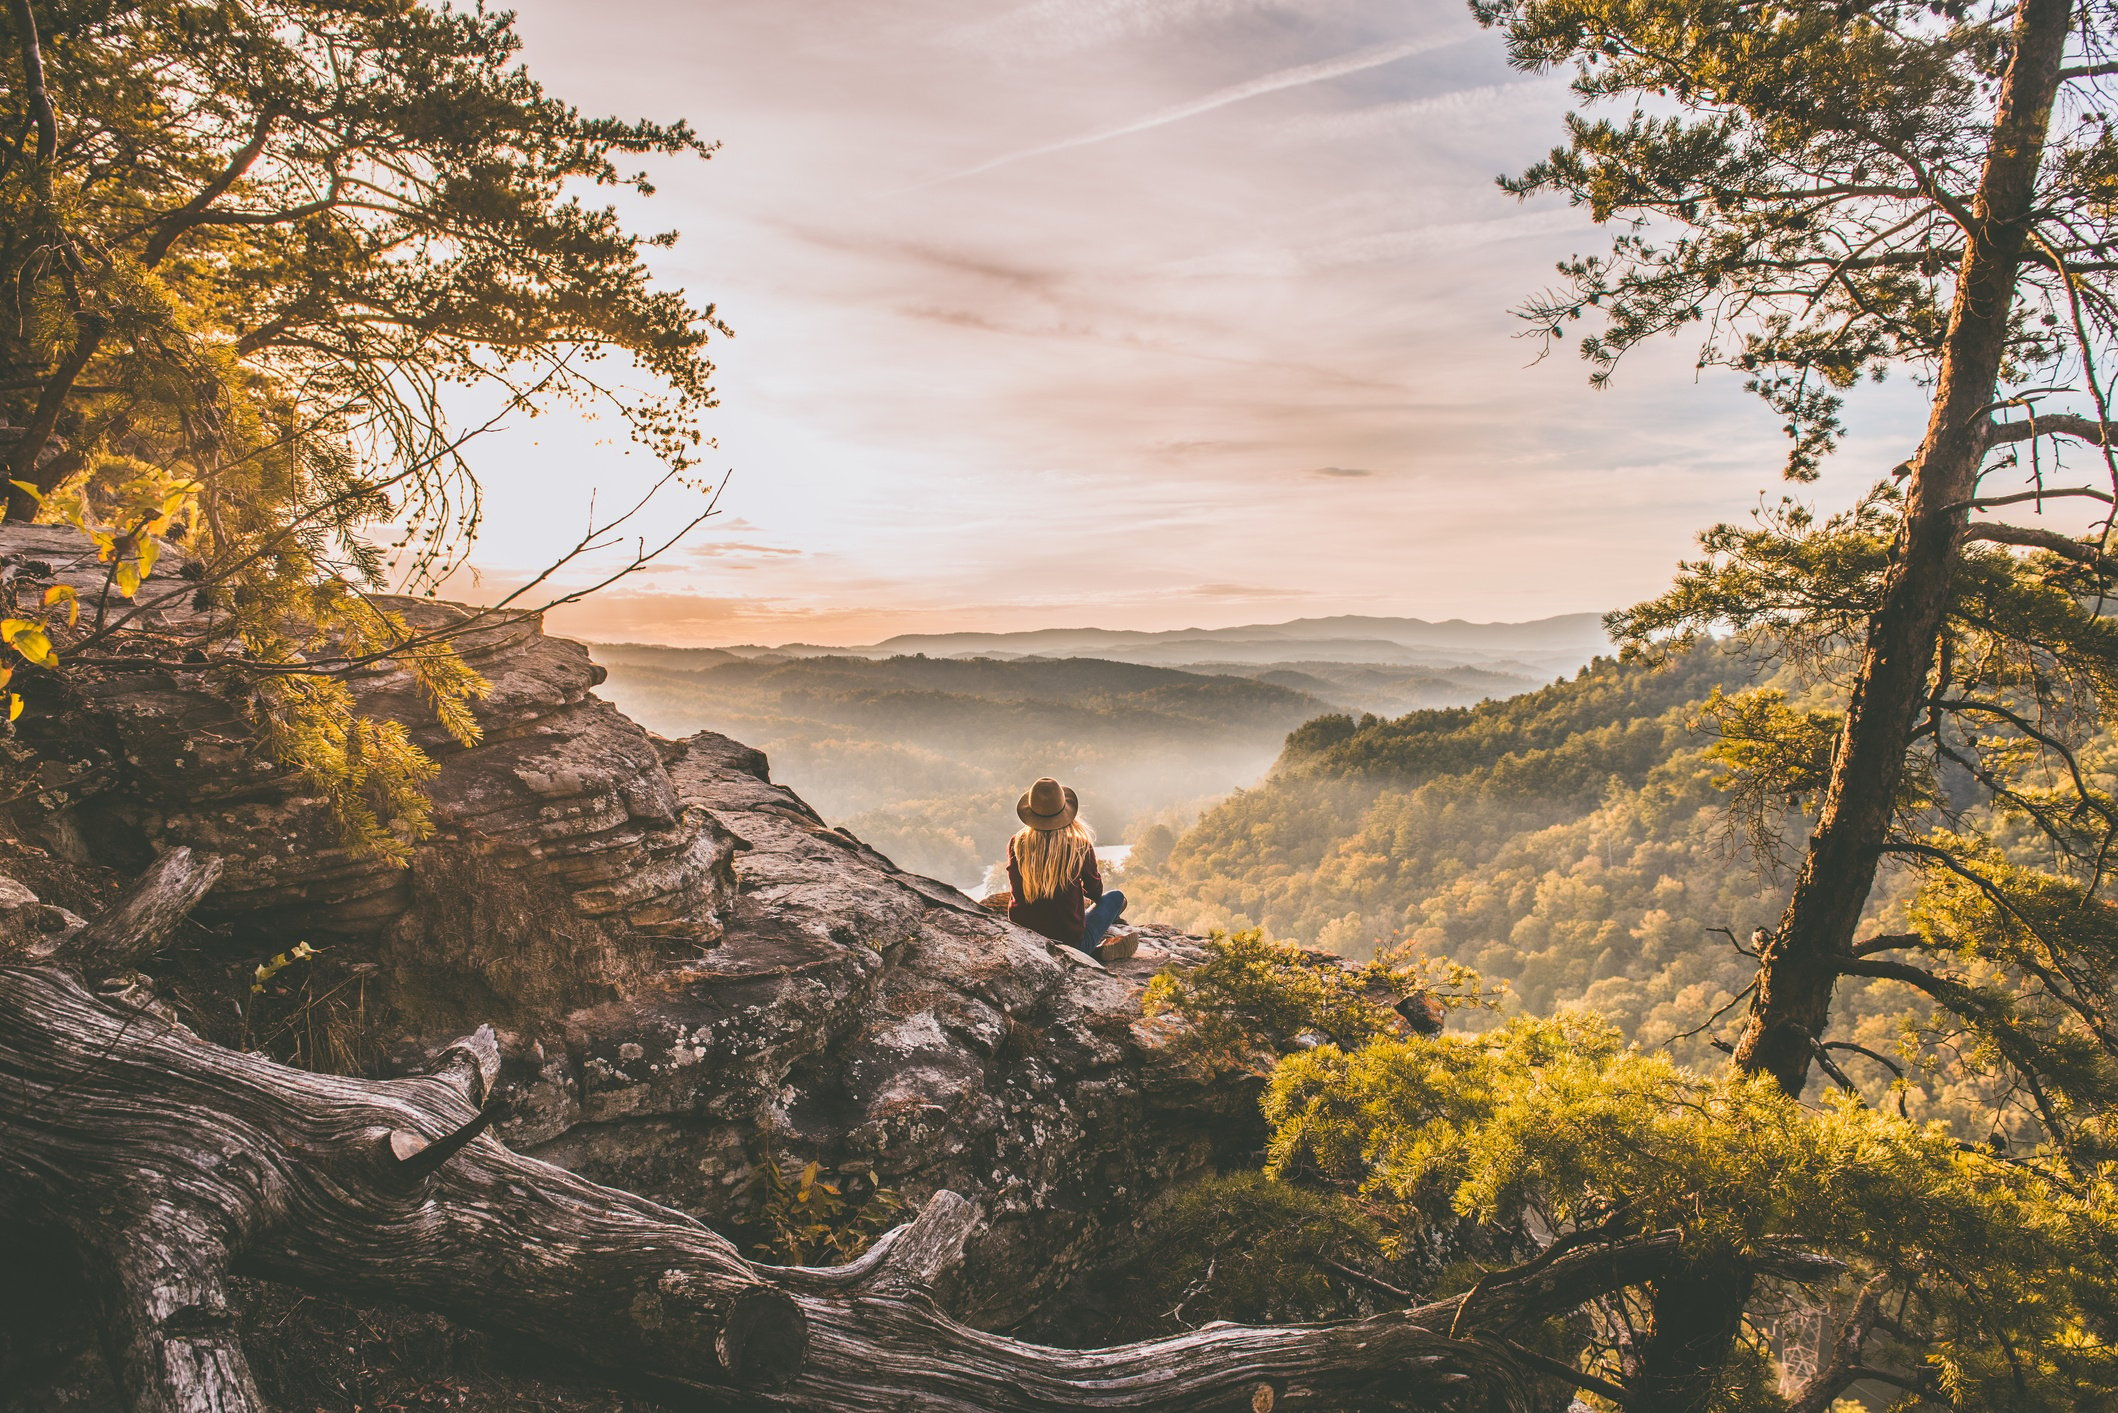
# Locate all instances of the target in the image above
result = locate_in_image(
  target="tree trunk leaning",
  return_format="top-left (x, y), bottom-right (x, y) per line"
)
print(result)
top-left (1654, 5), bottom-right (2077, 1412)
top-left (1734, 0), bottom-right (2074, 1099)
top-left (46, 845), bottom-right (224, 973)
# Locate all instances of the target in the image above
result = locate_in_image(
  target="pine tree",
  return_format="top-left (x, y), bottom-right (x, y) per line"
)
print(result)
top-left (1142, 5), bottom-right (2118, 1408)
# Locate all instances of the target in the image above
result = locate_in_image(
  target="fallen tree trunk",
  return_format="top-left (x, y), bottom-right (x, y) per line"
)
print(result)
top-left (0, 964), bottom-right (1541, 1413)
top-left (0, 965), bottom-right (803, 1413)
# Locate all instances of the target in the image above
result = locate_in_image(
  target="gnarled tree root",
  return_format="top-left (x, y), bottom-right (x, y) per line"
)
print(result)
top-left (0, 965), bottom-right (1538, 1413)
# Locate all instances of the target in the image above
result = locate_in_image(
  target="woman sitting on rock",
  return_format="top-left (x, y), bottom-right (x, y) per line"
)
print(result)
top-left (1006, 776), bottom-right (1136, 964)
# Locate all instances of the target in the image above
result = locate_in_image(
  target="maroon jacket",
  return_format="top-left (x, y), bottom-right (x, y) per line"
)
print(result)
top-left (1006, 839), bottom-right (1102, 948)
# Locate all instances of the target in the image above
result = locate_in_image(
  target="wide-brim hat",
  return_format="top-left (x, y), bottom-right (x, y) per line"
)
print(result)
top-left (1017, 776), bottom-right (1078, 831)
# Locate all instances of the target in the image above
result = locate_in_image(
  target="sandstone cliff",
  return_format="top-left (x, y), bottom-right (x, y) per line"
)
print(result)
top-left (0, 523), bottom-right (1257, 1346)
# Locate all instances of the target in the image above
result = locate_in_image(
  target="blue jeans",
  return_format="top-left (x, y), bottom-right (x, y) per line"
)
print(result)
top-left (1078, 889), bottom-right (1127, 954)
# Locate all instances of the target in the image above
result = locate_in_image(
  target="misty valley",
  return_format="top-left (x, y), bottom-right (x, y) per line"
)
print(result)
top-left (589, 612), bottom-right (1608, 892)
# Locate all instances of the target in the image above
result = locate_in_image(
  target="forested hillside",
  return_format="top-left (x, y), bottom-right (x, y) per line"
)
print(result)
top-left (1128, 647), bottom-right (1928, 1072)
top-left (590, 648), bottom-right (1336, 888)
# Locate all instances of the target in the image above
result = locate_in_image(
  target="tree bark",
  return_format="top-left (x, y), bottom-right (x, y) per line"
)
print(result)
top-left (0, 965), bottom-right (806, 1407)
top-left (8, 0), bottom-right (58, 167)
top-left (0, 964), bottom-right (1541, 1413)
top-left (1630, 1263), bottom-right (1754, 1413)
top-left (89, 1215), bottom-right (265, 1413)
top-left (2, 318), bottom-right (103, 523)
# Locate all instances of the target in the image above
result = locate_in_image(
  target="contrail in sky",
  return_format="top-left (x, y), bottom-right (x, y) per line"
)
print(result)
top-left (918, 30), bottom-right (1475, 188)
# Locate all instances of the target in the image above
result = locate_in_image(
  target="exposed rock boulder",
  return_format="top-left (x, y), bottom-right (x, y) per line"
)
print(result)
top-left (0, 872), bottom-right (84, 968)
top-left (518, 728), bottom-right (1254, 1329)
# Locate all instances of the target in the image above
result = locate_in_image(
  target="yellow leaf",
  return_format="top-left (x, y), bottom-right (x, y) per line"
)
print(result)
top-left (7, 626), bottom-right (54, 666)
top-left (0, 620), bottom-right (52, 663)
top-left (6, 481), bottom-right (40, 502)
top-left (6, 694), bottom-right (19, 722)
top-left (114, 562), bottom-right (140, 598)
top-left (42, 585), bottom-right (74, 607)
top-left (0, 667), bottom-right (11, 689)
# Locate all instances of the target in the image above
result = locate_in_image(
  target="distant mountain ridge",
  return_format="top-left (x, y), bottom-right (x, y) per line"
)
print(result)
top-left (687, 612), bottom-right (1611, 676)
top-left (872, 611), bottom-right (1608, 657)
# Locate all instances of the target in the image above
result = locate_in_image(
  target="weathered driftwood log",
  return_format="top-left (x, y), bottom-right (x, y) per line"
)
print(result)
top-left (0, 962), bottom-right (1551, 1413)
top-left (45, 845), bottom-right (223, 972)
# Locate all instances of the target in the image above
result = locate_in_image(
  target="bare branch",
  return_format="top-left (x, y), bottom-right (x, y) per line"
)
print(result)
top-left (1849, 933), bottom-right (1924, 958)
top-left (1809, 1037), bottom-right (1862, 1094)
top-left (1984, 412), bottom-right (2118, 449)
top-left (755, 1190), bottom-right (979, 1301)
top-left (1963, 521), bottom-right (2112, 565)
top-left (1960, 486), bottom-right (2114, 510)
top-left (1835, 955), bottom-right (1960, 1004)
top-left (141, 109), bottom-right (277, 266)
top-left (1933, 696), bottom-right (2107, 812)
top-left (1500, 1339), bottom-right (1632, 1406)
top-left (1313, 1254), bottom-right (1413, 1302)
top-left (1786, 1276), bottom-right (1889, 1413)
top-left (1822, 1039), bottom-right (1908, 1083)
top-left (8, 0), bottom-right (56, 165)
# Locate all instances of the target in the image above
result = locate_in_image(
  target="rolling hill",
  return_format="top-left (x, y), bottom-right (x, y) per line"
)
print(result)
top-left (588, 650), bottom-right (1339, 890)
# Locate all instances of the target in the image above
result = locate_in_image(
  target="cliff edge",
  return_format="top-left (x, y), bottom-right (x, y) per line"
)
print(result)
top-left (0, 524), bottom-right (1257, 1344)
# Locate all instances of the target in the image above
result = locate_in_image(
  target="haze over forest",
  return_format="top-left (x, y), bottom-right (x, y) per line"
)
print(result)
top-left (590, 612), bottom-right (1609, 889)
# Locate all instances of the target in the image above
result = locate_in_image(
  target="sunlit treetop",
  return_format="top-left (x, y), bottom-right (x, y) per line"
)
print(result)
top-left (0, 0), bottom-right (728, 855)
top-left (1478, 0), bottom-right (2118, 477)
top-left (1, 0), bottom-right (727, 579)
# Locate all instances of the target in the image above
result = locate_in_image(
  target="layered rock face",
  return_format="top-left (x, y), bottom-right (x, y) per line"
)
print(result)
top-left (4, 523), bottom-right (737, 1026)
top-left (0, 524), bottom-right (1258, 1332)
top-left (520, 730), bottom-right (1250, 1328)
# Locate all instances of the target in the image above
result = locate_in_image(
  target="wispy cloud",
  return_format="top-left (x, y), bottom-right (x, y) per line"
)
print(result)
top-left (1280, 79), bottom-right (1547, 143)
top-left (1189, 581), bottom-right (1315, 599)
top-left (954, 0), bottom-right (1348, 58)
top-left (484, 0), bottom-right (1909, 639)
top-left (1314, 206), bottom-right (1585, 263)
top-left (918, 30), bottom-right (1476, 187)
top-left (1150, 203), bottom-right (1583, 281)
top-left (685, 540), bottom-right (806, 560)
top-left (777, 222), bottom-right (1067, 295)
top-left (1155, 438), bottom-right (1262, 457)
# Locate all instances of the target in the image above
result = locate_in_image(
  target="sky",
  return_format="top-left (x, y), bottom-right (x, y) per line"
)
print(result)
top-left (453, 0), bottom-right (1933, 647)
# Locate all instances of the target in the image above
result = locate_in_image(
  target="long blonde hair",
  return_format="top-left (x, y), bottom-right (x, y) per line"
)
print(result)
top-left (1012, 819), bottom-right (1096, 903)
